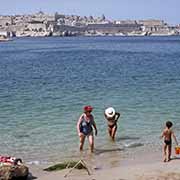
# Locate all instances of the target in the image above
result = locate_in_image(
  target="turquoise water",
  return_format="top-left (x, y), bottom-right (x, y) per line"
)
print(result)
top-left (1, 36), bottom-right (180, 165)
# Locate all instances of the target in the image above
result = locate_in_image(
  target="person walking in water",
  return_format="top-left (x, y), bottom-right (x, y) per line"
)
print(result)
top-left (77, 106), bottom-right (97, 152)
top-left (160, 121), bottom-right (178, 162)
top-left (104, 107), bottom-right (120, 141)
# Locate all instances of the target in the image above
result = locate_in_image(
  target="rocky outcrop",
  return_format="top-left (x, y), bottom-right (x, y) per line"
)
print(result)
top-left (0, 164), bottom-right (29, 180)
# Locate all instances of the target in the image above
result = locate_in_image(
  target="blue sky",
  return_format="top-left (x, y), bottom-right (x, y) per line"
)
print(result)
top-left (0, 0), bottom-right (179, 25)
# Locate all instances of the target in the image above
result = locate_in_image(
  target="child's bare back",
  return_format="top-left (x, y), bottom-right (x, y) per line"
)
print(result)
top-left (161, 121), bottom-right (178, 162)
top-left (163, 128), bottom-right (172, 141)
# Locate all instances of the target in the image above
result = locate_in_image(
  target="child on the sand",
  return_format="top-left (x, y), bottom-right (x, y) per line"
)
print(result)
top-left (160, 121), bottom-right (178, 162)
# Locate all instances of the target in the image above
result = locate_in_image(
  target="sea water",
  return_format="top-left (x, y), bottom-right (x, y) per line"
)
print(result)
top-left (0, 36), bottom-right (180, 166)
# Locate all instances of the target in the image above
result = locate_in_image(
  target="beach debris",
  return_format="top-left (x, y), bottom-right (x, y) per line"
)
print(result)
top-left (44, 159), bottom-right (91, 177)
top-left (44, 160), bottom-right (87, 171)
top-left (64, 160), bottom-right (91, 177)
top-left (93, 166), bottom-right (102, 170)
top-left (0, 156), bottom-right (22, 166)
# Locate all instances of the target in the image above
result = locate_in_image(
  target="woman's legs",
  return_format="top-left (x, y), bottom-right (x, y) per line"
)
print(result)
top-left (88, 135), bottom-right (94, 152)
top-left (108, 125), bottom-right (117, 140)
top-left (111, 125), bottom-right (117, 141)
top-left (108, 127), bottom-right (112, 137)
top-left (79, 134), bottom-right (85, 151)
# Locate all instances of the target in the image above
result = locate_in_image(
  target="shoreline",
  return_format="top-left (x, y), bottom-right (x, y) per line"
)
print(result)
top-left (29, 149), bottom-right (180, 180)
top-left (8, 34), bottom-right (180, 38)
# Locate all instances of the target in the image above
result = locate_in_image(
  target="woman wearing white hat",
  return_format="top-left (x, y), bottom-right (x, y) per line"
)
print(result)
top-left (104, 107), bottom-right (120, 141)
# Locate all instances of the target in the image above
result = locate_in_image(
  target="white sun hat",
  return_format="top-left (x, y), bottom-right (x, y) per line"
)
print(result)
top-left (105, 107), bottom-right (115, 118)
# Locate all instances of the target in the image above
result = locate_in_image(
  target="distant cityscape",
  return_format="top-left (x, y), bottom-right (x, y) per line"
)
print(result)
top-left (0, 11), bottom-right (180, 38)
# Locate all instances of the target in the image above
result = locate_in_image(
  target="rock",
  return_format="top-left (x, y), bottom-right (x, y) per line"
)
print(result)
top-left (0, 164), bottom-right (29, 180)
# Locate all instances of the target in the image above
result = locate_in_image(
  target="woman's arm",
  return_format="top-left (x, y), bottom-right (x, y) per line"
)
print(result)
top-left (92, 116), bottom-right (97, 136)
top-left (104, 113), bottom-right (108, 120)
top-left (77, 114), bottom-right (83, 136)
top-left (115, 112), bottom-right (120, 121)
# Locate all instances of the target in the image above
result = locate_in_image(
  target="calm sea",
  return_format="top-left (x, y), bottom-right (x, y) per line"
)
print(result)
top-left (1, 36), bottom-right (180, 166)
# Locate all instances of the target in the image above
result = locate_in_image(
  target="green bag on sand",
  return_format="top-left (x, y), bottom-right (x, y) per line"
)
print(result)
top-left (0, 164), bottom-right (29, 180)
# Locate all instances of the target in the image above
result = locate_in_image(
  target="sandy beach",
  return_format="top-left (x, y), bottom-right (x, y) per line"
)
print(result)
top-left (29, 150), bottom-right (180, 180)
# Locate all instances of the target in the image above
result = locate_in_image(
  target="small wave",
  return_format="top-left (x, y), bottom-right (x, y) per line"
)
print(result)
top-left (27, 161), bottom-right (40, 165)
top-left (124, 142), bottom-right (144, 148)
top-left (27, 160), bottom-right (49, 165)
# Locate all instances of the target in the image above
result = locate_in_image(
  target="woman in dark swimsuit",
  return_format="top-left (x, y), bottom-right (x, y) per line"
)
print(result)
top-left (104, 107), bottom-right (120, 141)
top-left (77, 106), bottom-right (97, 152)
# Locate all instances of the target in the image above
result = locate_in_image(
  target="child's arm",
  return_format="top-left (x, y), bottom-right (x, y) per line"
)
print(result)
top-left (160, 130), bottom-right (164, 139)
top-left (172, 131), bottom-right (178, 145)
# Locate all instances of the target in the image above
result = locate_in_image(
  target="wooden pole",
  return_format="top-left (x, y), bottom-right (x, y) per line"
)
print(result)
top-left (64, 160), bottom-right (91, 178)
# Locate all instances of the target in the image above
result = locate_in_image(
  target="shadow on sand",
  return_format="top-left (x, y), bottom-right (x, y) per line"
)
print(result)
top-left (171, 156), bottom-right (180, 161)
top-left (28, 173), bottom-right (37, 180)
top-left (115, 136), bottom-right (140, 141)
top-left (94, 148), bottom-right (124, 155)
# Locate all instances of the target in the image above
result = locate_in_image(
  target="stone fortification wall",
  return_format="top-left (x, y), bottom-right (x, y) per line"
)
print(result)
top-left (138, 19), bottom-right (165, 26)
top-left (86, 23), bottom-right (142, 33)
top-left (54, 23), bottom-right (142, 35)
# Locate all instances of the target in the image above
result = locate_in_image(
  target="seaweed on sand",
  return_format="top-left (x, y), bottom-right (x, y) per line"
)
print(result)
top-left (43, 160), bottom-right (87, 171)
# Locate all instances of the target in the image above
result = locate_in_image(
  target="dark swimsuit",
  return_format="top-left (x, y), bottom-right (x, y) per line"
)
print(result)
top-left (106, 113), bottom-right (119, 129)
top-left (79, 115), bottom-right (93, 136)
top-left (108, 123), bottom-right (117, 129)
top-left (164, 139), bottom-right (172, 145)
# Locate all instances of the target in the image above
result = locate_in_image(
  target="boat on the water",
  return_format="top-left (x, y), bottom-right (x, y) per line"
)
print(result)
top-left (0, 35), bottom-right (11, 42)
